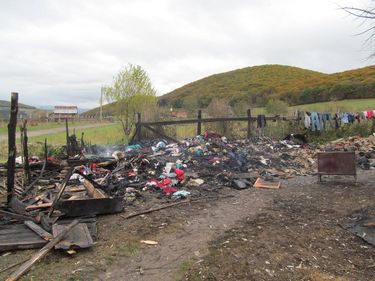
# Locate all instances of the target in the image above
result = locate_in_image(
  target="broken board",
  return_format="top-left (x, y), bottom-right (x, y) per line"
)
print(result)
top-left (253, 178), bottom-right (281, 189)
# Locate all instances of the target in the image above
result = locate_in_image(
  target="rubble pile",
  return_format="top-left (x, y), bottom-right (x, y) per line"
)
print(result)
top-left (1, 134), bottom-right (375, 278)
top-left (322, 135), bottom-right (375, 169)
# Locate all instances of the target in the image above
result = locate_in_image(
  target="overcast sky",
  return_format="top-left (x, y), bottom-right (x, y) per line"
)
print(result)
top-left (0, 0), bottom-right (374, 109)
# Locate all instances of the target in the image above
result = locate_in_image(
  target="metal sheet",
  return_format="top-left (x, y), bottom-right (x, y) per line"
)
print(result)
top-left (53, 223), bottom-right (94, 250)
top-left (317, 152), bottom-right (356, 177)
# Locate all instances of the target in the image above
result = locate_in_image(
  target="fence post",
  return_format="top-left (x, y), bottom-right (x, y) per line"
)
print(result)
top-left (197, 110), bottom-right (202, 136)
top-left (135, 113), bottom-right (142, 142)
top-left (65, 118), bottom-right (70, 157)
top-left (21, 119), bottom-right (31, 184)
top-left (44, 138), bottom-right (48, 164)
top-left (297, 110), bottom-right (300, 127)
top-left (247, 109), bottom-right (252, 139)
top-left (7, 92), bottom-right (18, 205)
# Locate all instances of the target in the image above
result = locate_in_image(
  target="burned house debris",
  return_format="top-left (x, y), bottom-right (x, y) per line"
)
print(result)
top-left (1, 94), bottom-right (375, 280)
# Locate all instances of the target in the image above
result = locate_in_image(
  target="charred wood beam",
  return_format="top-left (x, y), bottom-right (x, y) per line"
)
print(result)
top-left (21, 119), bottom-right (31, 184)
top-left (7, 92), bottom-right (18, 205)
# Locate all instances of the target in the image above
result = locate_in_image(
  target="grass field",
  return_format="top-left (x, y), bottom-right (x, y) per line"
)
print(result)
top-left (0, 120), bottom-right (97, 135)
top-left (0, 123), bottom-right (125, 161)
top-left (251, 98), bottom-right (375, 116)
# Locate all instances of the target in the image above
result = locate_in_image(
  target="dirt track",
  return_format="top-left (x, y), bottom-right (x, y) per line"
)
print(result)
top-left (0, 123), bottom-right (112, 141)
top-left (0, 171), bottom-right (374, 281)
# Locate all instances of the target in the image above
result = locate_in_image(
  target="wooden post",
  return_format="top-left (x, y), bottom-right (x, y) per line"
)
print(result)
top-left (135, 113), bottom-right (141, 142)
top-left (297, 110), bottom-right (300, 127)
top-left (21, 119), bottom-right (30, 184)
top-left (80, 132), bottom-right (85, 148)
top-left (65, 118), bottom-right (70, 157)
top-left (197, 110), bottom-right (202, 136)
top-left (247, 109), bottom-right (252, 139)
top-left (7, 92), bottom-right (18, 205)
top-left (44, 138), bottom-right (48, 163)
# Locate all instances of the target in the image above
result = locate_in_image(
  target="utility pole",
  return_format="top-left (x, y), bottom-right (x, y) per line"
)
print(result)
top-left (100, 86), bottom-right (104, 122)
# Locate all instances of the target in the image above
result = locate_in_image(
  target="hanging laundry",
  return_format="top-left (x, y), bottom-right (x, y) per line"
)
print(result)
top-left (310, 112), bottom-right (321, 131)
top-left (304, 112), bottom-right (311, 129)
top-left (348, 113), bottom-right (355, 124)
top-left (322, 113), bottom-right (334, 130)
top-left (257, 115), bottom-right (266, 128)
top-left (333, 113), bottom-right (340, 129)
top-left (341, 113), bottom-right (349, 124)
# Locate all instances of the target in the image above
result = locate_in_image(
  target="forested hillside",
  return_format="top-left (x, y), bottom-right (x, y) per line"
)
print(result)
top-left (159, 64), bottom-right (375, 108)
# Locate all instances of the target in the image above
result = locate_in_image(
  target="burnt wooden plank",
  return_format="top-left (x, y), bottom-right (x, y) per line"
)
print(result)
top-left (55, 197), bottom-right (124, 217)
top-left (83, 180), bottom-right (107, 198)
top-left (24, 221), bottom-right (52, 241)
top-left (0, 210), bottom-right (37, 223)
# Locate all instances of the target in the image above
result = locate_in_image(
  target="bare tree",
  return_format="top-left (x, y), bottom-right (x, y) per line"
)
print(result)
top-left (342, 4), bottom-right (375, 57)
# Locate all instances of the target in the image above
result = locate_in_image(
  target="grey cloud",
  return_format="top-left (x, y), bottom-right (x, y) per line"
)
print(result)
top-left (0, 0), bottom-right (374, 108)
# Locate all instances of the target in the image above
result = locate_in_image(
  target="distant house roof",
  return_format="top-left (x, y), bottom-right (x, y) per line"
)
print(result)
top-left (171, 111), bottom-right (188, 118)
top-left (54, 106), bottom-right (78, 114)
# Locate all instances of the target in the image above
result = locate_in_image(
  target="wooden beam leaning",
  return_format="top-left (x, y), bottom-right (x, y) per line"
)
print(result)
top-left (7, 92), bottom-right (18, 205)
top-left (47, 166), bottom-right (74, 218)
top-left (143, 125), bottom-right (180, 144)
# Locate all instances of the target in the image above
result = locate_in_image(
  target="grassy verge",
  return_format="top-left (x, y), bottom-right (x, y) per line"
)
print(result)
top-left (0, 123), bottom-right (125, 162)
top-left (0, 120), bottom-right (100, 135)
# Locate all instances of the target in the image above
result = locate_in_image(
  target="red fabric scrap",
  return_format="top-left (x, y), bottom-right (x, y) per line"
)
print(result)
top-left (161, 178), bottom-right (172, 186)
top-left (162, 186), bottom-right (177, 195)
top-left (175, 168), bottom-right (185, 181)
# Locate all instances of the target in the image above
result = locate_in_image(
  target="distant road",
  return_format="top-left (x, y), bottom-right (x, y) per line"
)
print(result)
top-left (0, 123), bottom-right (113, 141)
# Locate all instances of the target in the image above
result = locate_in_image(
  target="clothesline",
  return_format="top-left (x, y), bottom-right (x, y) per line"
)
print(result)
top-left (302, 110), bottom-right (375, 131)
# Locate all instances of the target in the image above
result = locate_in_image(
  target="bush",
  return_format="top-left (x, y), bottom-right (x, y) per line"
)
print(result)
top-left (307, 121), bottom-right (373, 144)
top-left (265, 99), bottom-right (288, 116)
top-left (205, 98), bottom-right (235, 137)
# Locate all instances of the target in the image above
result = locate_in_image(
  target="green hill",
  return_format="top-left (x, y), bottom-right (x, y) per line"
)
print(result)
top-left (0, 100), bottom-right (46, 120)
top-left (0, 100), bottom-right (36, 109)
top-left (82, 102), bottom-right (115, 118)
top-left (159, 64), bottom-right (375, 108)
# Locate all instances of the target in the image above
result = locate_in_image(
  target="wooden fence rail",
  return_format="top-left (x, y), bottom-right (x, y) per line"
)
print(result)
top-left (130, 109), bottom-right (299, 144)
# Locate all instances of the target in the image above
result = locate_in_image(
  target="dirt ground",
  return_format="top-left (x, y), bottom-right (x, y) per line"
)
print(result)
top-left (1, 171), bottom-right (375, 281)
